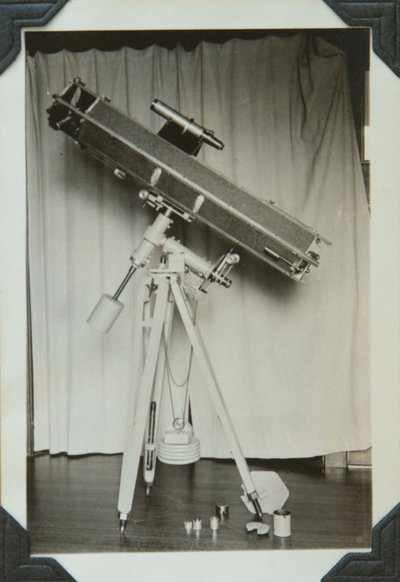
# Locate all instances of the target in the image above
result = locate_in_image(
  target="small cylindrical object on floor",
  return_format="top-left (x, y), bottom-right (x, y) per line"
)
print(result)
top-left (193, 518), bottom-right (202, 531)
top-left (216, 503), bottom-right (229, 519)
top-left (209, 515), bottom-right (219, 531)
top-left (87, 294), bottom-right (124, 334)
top-left (273, 509), bottom-right (291, 537)
top-left (184, 520), bottom-right (193, 534)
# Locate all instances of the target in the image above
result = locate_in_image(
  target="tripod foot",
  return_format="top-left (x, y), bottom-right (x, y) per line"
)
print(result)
top-left (251, 498), bottom-right (263, 520)
top-left (119, 512), bottom-right (128, 535)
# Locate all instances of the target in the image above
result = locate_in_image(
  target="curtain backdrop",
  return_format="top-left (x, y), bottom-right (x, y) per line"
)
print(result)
top-left (26, 34), bottom-right (370, 458)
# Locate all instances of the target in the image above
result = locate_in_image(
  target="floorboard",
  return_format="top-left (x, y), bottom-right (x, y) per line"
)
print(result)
top-left (27, 454), bottom-right (371, 554)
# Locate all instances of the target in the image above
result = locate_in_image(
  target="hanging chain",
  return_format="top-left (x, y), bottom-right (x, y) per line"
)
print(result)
top-left (163, 295), bottom-right (198, 427)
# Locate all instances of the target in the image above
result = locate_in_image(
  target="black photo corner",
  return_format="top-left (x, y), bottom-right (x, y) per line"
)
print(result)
top-left (0, 1), bottom-right (399, 581)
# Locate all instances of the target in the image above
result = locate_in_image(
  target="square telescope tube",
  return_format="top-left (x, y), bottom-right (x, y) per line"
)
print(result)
top-left (47, 79), bottom-right (324, 281)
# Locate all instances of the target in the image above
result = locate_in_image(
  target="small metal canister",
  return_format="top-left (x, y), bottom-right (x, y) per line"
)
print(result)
top-left (215, 503), bottom-right (229, 519)
top-left (273, 509), bottom-right (291, 537)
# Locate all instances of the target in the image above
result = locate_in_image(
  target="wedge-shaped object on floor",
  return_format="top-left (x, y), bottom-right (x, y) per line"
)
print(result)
top-left (241, 471), bottom-right (289, 515)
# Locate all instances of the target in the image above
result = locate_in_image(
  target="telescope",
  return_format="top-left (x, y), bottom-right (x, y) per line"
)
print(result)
top-left (47, 78), bottom-right (328, 533)
top-left (47, 78), bottom-right (327, 283)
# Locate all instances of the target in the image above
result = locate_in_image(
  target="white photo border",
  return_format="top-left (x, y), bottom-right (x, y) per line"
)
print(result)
top-left (1, 1), bottom-right (400, 580)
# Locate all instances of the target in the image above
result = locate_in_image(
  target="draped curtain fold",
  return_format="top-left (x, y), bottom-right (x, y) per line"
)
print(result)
top-left (26, 34), bottom-right (370, 458)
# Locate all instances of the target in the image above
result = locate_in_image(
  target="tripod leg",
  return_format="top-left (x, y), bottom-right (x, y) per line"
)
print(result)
top-left (170, 279), bottom-right (263, 518)
top-left (118, 276), bottom-right (170, 531)
top-left (143, 292), bottom-right (175, 493)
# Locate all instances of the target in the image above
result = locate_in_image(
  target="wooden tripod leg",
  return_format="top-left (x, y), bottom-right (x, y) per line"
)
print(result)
top-left (117, 276), bottom-right (170, 531)
top-left (170, 278), bottom-right (262, 517)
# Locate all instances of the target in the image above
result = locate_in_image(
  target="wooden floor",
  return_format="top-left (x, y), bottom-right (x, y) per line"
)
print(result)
top-left (27, 454), bottom-right (372, 554)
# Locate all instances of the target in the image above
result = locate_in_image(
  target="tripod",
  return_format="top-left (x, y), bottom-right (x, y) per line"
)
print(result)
top-left (117, 263), bottom-right (288, 533)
